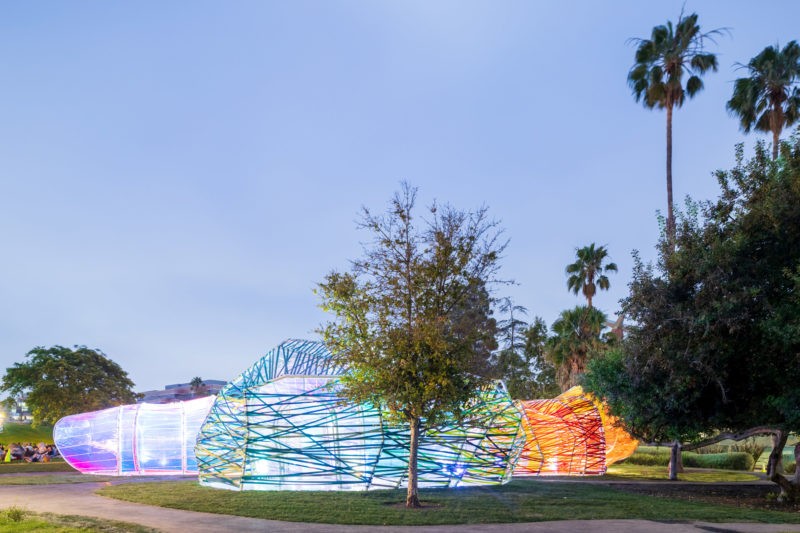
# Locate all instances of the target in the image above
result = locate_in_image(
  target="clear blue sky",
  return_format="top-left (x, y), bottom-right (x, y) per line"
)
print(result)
top-left (1, 1), bottom-right (797, 391)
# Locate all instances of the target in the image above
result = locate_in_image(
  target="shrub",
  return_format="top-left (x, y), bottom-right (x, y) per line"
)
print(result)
top-left (5, 507), bottom-right (26, 522)
top-left (695, 444), bottom-right (728, 454)
top-left (786, 462), bottom-right (796, 474)
top-left (730, 438), bottom-right (765, 465)
top-left (623, 452), bottom-right (669, 466)
top-left (622, 450), bottom-right (754, 470)
top-left (683, 452), bottom-right (754, 471)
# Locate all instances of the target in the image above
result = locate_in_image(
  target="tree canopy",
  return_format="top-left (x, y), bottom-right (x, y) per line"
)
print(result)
top-left (494, 300), bottom-right (558, 400)
top-left (585, 135), bottom-right (800, 494)
top-left (727, 41), bottom-right (800, 160)
top-left (317, 183), bottom-right (504, 507)
top-left (1, 345), bottom-right (138, 426)
top-left (547, 305), bottom-right (609, 391)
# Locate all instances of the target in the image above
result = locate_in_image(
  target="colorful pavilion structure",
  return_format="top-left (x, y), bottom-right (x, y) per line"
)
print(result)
top-left (194, 339), bottom-right (525, 491)
top-left (54, 339), bottom-right (637, 485)
top-left (513, 386), bottom-right (638, 476)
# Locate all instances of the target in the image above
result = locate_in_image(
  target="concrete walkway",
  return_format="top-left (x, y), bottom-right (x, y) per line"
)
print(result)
top-left (0, 478), bottom-right (798, 533)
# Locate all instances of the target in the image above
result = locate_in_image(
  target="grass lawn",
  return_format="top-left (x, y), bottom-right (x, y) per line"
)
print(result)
top-left (0, 507), bottom-right (155, 532)
top-left (604, 463), bottom-right (760, 482)
top-left (0, 459), bottom-right (76, 474)
top-left (0, 423), bottom-right (53, 444)
top-left (97, 477), bottom-right (799, 526)
top-left (0, 473), bottom-right (113, 485)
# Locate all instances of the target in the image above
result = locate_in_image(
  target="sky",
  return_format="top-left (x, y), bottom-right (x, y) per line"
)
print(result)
top-left (1, 1), bottom-right (798, 392)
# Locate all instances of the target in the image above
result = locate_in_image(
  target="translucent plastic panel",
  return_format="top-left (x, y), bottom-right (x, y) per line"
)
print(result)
top-left (54, 396), bottom-right (214, 475)
top-left (136, 404), bottom-right (185, 473)
top-left (53, 406), bottom-right (121, 474)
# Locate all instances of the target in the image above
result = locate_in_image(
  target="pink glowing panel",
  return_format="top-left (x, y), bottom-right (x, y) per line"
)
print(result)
top-left (54, 396), bottom-right (214, 475)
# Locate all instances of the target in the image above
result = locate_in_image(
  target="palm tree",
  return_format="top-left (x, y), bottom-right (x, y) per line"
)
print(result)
top-left (566, 243), bottom-right (617, 309)
top-left (547, 306), bottom-right (608, 391)
top-left (189, 376), bottom-right (205, 398)
top-left (727, 41), bottom-right (800, 160)
top-left (628, 12), bottom-right (723, 243)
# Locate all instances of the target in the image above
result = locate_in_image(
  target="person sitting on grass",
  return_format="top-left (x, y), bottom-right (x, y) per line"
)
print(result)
top-left (24, 450), bottom-right (42, 463)
top-left (42, 444), bottom-right (54, 463)
top-left (5, 444), bottom-right (24, 462)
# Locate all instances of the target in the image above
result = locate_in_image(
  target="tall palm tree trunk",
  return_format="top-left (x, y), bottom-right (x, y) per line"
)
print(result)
top-left (771, 104), bottom-right (781, 161)
top-left (773, 129), bottom-right (780, 161)
top-left (666, 104), bottom-right (675, 246)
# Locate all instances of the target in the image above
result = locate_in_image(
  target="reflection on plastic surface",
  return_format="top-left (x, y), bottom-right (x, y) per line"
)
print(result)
top-left (54, 396), bottom-right (215, 475)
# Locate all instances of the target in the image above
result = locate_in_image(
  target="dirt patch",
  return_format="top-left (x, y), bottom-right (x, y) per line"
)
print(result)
top-left (611, 482), bottom-right (800, 512)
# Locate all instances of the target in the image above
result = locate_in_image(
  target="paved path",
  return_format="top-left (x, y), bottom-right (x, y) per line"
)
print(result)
top-left (0, 478), bottom-right (798, 533)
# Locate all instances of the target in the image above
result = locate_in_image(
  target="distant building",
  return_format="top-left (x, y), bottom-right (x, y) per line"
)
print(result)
top-left (5, 395), bottom-right (31, 422)
top-left (138, 379), bottom-right (227, 404)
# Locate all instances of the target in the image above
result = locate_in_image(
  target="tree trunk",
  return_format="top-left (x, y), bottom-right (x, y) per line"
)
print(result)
top-left (795, 442), bottom-right (800, 486)
top-left (406, 417), bottom-right (421, 508)
top-left (668, 440), bottom-right (680, 481)
top-left (773, 128), bottom-right (780, 161)
top-left (768, 431), bottom-right (787, 478)
top-left (666, 104), bottom-right (675, 248)
top-left (676, 447), bottom-right (684, 473)
top-left (768, 440), bottom-right (799, 503)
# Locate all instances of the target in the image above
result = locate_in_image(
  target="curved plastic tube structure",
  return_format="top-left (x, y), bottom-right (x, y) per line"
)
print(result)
top-left (54, 396), bottom-right (214, 475)
top-left (514, 386), bottom-right (637, 476)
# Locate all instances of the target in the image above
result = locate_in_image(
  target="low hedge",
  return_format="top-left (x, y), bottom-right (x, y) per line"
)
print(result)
top-left (624, 452), bottom-right (670, 466)
top-left (683, 452), bottom-right (754, 471)
top-left (623, 450), bottom-right (754, 471)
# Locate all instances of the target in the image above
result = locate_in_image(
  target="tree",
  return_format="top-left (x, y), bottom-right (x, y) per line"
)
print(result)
top-left (628, 11), bottom-right (723, 243)
top-left (493, 299), bottom-right (557, 399)
top-left (565, 243), bottom-right (617, 309)
top-left (522, 318), bottom-right (560, 399)
top-left (494, 297), bottom-right (530, 397)
top-left (317, 183), bottom-right (503, 508)
top-left (547, 305), bottom-right (609, 391)
top-left (190, 376), bottom-right (207, 398)
top-left (1, 345), bottom-right (138, 426)
top-left (583, 247), bottom-right (718, 481)
top-left (496, 298), bottom-right (528, 359)
top-left (586, 136), bottom-right (800, 494)
top-left (727, 41), bottom-right (800, 160)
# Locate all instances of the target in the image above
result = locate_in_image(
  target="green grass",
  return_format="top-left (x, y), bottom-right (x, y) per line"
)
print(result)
top-left (0, 507), bottom-right (154, 532)
top-left (0, 473), bottom-right (112, 485)
top-left (604, 463), bottom-right (760, 482)
top-left (97, 478), bottom-right (799, 526)
top-left (0, 460), bottom-right (76, 474)
top-left (0, 423), bottom-right (53, 444)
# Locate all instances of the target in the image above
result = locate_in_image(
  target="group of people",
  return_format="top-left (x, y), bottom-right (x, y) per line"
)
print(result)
top-left (0, 442), bottom-right (59, 463)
